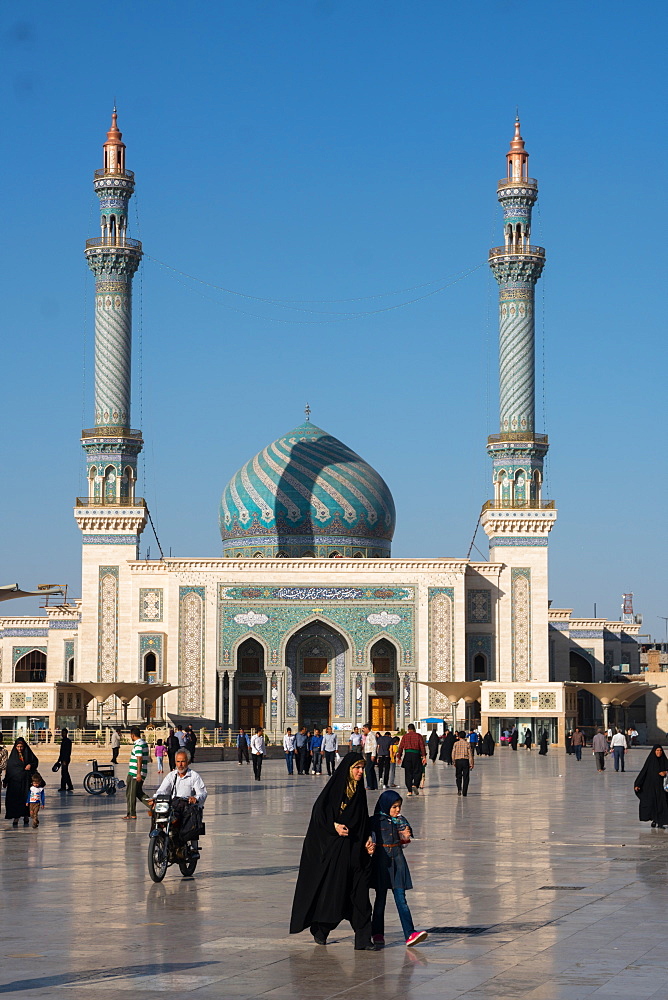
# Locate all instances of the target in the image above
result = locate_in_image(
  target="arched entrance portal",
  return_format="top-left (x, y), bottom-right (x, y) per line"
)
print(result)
top-left (570, 651), bottom-right (595, 726)
top-left (286, 621), bottom-right (348, 731)
top-left (369, 639), bottom-right (398, 730)
top-left (236, 638), bottom-right (265, 729)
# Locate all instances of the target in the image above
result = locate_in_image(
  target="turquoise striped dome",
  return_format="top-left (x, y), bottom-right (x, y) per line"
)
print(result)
top-left (220, 421), bottom-right (395, 558)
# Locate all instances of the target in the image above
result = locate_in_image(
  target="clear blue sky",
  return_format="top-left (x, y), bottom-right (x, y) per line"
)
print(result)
top-left (1, 1), bottom-right (666, 634)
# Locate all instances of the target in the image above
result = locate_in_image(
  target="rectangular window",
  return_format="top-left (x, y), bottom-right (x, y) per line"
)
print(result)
top-left (303, 657), bottom-right (328, 674)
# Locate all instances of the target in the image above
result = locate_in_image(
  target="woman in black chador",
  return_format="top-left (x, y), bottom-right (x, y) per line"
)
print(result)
top-left (634, 745), bottom-right (668, 828)
top-left (538, 730), bottom-right (549, 755)
top-left (3, 737), bottom-right (39, 826)
top-left (439, 729), bottom-right (456, 765)
top-left (482, 731), bottom-right (496, 757)
top-left (290, 752), bottom-right (377, 950)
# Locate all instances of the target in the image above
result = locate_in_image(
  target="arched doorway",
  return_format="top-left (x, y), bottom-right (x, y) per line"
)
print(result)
top-left (570, 651), bottom-right (595, 726)
top-left (286, 621), bottom-right (348, 731)
top-left (14, 650), bottom-right (47, 683)
top-left (236, 638), bottom-right (265, 729)
top-left (369, 639), bottom-right (398, 729)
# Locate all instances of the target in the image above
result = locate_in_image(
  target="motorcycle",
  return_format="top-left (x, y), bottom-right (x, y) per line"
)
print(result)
top-left (147, 793), bottom-right (205, 882)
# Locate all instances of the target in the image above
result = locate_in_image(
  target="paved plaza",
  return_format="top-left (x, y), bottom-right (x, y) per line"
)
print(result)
top-left (2, 747), bottom-right (668, 999)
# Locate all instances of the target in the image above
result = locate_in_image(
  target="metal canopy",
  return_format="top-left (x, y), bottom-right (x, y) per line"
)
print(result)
top-left (417, 681), bottom-right (482, 703)
top-left (569, 681), bottom-right (660, 708)
top-left (0, 583), bottom-right (65, 602)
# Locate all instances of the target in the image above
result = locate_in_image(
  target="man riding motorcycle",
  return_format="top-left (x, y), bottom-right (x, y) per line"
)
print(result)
top-left (149, 748), bottom-right (207, 853)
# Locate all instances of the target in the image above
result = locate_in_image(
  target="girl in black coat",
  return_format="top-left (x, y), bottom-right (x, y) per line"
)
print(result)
top-left (634, 745), bottom-right (668, 828)
top-left (4, 738), bottom-right (39, 826)
top-left (290, 752), bottom-right (377, 949)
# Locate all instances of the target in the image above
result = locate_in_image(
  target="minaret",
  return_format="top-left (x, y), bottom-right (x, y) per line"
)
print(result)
top-left (481, 119), bottom-right (557, 684)
top-left (75, 110), bottom-right (146, 572)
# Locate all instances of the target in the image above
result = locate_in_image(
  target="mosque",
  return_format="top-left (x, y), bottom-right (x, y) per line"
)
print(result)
top-left (0, 113), bottom-right (643, 744)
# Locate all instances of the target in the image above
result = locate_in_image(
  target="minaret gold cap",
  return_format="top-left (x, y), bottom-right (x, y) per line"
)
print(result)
top-left (506, 116), bottom-right (529, 182)
top-left (102, 106), bottom-right (126, 175)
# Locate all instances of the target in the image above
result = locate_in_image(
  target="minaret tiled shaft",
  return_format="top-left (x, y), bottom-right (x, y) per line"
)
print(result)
top-left (80, 110), bottom-right (143, 507)
top-left (486, 119), bottom-right (548, 508)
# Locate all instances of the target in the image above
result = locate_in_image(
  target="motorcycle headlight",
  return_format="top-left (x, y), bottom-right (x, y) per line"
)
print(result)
top-left (154, 801), bottom-right (170, 814)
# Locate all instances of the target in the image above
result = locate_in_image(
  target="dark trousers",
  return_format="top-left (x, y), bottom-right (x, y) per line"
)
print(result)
top-left (60, 762), bottom-right (73, 791)
top-left (613, 747), bottom-right (625, 771)
top-left (296, 746), bottom-right (308, 774)
top-left (403, 753), bottom-right (422, 792)
top-left (595, 751), bottom-right (606, 771)
top-left (573, 745), bottom-right (582, 761)
top-left (111, 747), bottom-right (120, 764)
top-left (372, 885), bottom-right (414, 940)
top-left (376, 755), bottom-right (390, 786)
top-left (238, 744), bottom-right (250, 764)
top-left (125, 777), bottom-right (150, 816)
top-left (311, 750), bottom-right (322, 774)
top-left (455, 759), bottom-right (470, 795)
top-left (252, 754), bottom-right (263, 780)
top-left (325, 750), bottom-right (337, 775)
top-left (365, 752), bottom-right (378, 790)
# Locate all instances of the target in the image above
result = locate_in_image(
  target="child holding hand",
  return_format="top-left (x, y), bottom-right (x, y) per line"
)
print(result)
top-left (27, 772), bottom-right (46, 828)
top-left (370, 790), bottom-right (427, 947)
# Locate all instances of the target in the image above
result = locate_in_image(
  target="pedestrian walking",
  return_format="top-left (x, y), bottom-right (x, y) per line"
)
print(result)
top-left (571, 727), bottom-right (585, 761)
top-left (482, 731), bottom-right (496, 756)
top-left (309, 728), bottom-right (323, 775)
top-left (295, 727), bottom-right (309, 774)
top-left (27, 772), bottom-right (46, 828)
top-left (611, 728), bottom-right (627, 772)
top-left (166, 728), bottom-right (180, 771)
top-left (523, 727), bottom-right (533, 751)
top-left (289, 752), bottom-right (377, 950)
top-left (427, 730), bottom-right (440, 764)
top-left (538, 729), bottom-right (549, 756)
top-left (510, 726), bottom-right (518, 751)
top-left (396, 724), bottom-right (426, 797)
top-left (592, 728), bottom-right (608, 772)
top-left (370, 790), bottom-right (428, 948)
top-left (57, 727), bottom-right (74, 792)
top-left (175, 726), bottom-right (187, 748)
top-left (452, 731), bottom-right (474, 796)
top-left (283, 728), bottom-right (295, 774)
top-left (349, 726), bottom-right (363, 752)
top-left (376, 732), bottom-right (392, 788)
top-left (440, 728), bottom-right (456, 765)
top-left (388, 736), bottom-right (400, 786)
top-left (634, 745), bottom-right (668, 828)
top-left (322, 727), bottom-right (338, 775)
top-left (185, 726), bottom-right (198, 762)
top-left (124, 726), bottom-right (150, 820)
top-left (362, 724), bottom-right (378, 791)
top-left (236, 728), bottom-right (250, 765)
top-left (154, 738), bottom-right (166, 773)
top-left (250, 727), bottom-right (265, 781)
top-left (110, 727), bottom-right (122, 764)
top-left (4, 737), bottom-right (39, 826)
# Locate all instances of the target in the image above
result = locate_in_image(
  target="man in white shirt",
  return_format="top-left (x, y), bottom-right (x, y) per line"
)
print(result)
top-left (283, 728), bottom-right (295, 775)
top-left (610, 729), bottom-right (627, 772)
top-left (250, 727), bottom-right (266, 781)
top-left (349, 727), bottom-right (363, 751)
top-left (152, 749), bottom-right (208, 805)
top-left (322, 727), bottom-right (338, 775)
top-left (362, 724), bottom-right (378, 790)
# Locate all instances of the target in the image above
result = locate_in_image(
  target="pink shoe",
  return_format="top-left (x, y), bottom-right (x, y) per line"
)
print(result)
top-left (406, 930), bottom-right (428, 947)
top-left (372, 934), bottom-right (385, 946)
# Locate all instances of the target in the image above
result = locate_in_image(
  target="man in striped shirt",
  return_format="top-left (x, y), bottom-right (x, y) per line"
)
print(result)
top-left (124, 726), bottom-right (150, 819)
top-left (452, 731), bottom-right (474, 797)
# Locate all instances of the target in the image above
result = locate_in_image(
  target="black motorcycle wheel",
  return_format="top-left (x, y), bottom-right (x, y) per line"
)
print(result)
top-left (178, 858), bottom-right (198, 877)
top-left (148, 832), bottom-right (169, 882)
top-left (83, 771), bottom-right (105, 795)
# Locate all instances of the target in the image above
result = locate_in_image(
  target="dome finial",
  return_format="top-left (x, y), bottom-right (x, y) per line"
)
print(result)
top-left (304, 402), bottom-right (311, 421)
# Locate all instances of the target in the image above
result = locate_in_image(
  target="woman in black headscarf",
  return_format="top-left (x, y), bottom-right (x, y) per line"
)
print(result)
top-left (3, 737), bottom-right (39, 826)
top-left (482, 731), bottom-right (495, 756)
top-left (634, 745), bottom-right (668, 828)
top-left (290, 752), bottom-right (377, 950)
top-left (427, 730), bottom-right (439, 764)
top-left (538, 730), bottom-right (549, 755)
top-left (439, 728), bottom-right (456, 765)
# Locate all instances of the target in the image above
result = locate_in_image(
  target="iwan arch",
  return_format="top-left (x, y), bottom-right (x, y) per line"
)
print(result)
top-left (0, 114), bottom-right (641, 742)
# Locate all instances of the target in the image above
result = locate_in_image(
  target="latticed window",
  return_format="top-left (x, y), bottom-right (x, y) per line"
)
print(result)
top-left (14, 650), bottom-right (46, 683)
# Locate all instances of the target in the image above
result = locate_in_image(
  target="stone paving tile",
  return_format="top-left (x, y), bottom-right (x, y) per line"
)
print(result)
top-left (0, 749), bottom-right (665, 998)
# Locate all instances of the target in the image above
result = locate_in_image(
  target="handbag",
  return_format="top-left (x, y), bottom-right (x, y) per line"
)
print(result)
top-left (52, 761), bottom-right (61, 772)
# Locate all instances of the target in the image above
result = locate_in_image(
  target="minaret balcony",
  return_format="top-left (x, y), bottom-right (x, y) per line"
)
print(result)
top-left (482, 499), bottom-right (555, 511)
top-left (76, 497), bottom-right (146, 508)
top-left (81, 427), bottom-right (143, 440)
top-left (94, 167), bottom-right (135, 180)
top-left (489, 245), bottom-right (545, 260)
top-left (497, 177), bottom-right (537, 190)
top-left (85, 236), bottom-right (142, 251)
top-left (487, 432), bottom-right (548, 444)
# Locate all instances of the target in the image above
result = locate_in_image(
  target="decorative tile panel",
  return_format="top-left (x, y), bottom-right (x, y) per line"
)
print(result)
top-left (428, 588), bottom-right (454, 715)
top-left (539, 691), bottom-right (556, 710)
top-left (13, 645), bottom-right (47, 666)
top-left (179, 587), bottom-right (205, 714)
top-left (10, 692), bottom-right (26, 709)
top-left (467, 589), bottom-right (492, 624)
top-left (489, 691), bottom-right (506, 710)
top-left (98, 566), bottom-right (119, 682)
top-left (140, 588), bottom-right (163, 622)
top-left (139, 634), bottom-right (164, 681)
top-left (514, 690), bottom-right (531, 710)
top-left (220, 586), bottom-right (413, 602)
top-left (32, 692), bottom-right (49, 709)
top-left (467, 634), bottom-right (493, 679)
top-left (64, 640), bottom-right (75, 681)
top-left (511, 568), bottom-right (531, 682)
